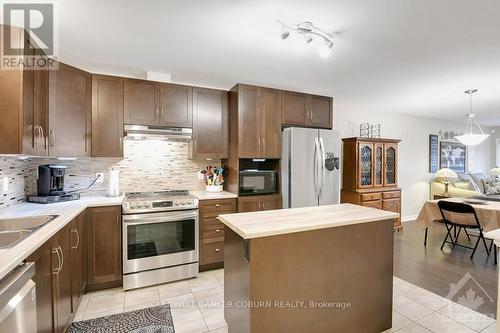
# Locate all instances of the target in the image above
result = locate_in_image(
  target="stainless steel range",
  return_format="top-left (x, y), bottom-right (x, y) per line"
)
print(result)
top-left (122, 190), bottom-right (199, 290)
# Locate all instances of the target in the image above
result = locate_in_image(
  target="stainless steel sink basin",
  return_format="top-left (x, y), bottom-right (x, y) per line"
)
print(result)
top-left (0, 215), bottom-right (58, 249)
top-left (0, 230), bottom-right (32, 249)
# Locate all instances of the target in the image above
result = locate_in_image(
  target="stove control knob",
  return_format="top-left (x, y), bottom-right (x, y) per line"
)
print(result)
top-left (174, 200), bottom-right (180, 206)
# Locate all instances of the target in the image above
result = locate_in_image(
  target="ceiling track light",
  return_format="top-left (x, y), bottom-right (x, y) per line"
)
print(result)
top-left (277, 20), bottom-right (334, 57)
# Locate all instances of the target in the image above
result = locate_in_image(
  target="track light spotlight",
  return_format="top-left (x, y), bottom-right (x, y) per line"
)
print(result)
top-left (318, 39), bottom-right (334, 58)
top-left (277, 19), bottom-right (335, 58)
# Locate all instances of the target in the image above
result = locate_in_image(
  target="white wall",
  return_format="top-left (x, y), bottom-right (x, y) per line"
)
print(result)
top-left (333, 103), bottom-right (492, 220)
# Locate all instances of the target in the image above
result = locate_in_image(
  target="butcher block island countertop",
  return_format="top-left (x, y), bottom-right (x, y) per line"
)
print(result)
top-left (218, 203), bottom-right (398, 333)
top-left (218, 203), bottom-right (399, 239)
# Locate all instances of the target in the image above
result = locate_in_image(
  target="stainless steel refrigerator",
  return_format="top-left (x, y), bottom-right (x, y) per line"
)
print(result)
top-left (281, 127), bottom-right (341, 208)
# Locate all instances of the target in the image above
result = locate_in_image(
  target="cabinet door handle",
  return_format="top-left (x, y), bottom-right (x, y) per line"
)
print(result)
top-left (215, 248), bottom-right (220, 253)
top-left (58, 246), bottom-right (64, 271)
top-left (262, 138), bottom-right (265, 152)
top-left (52, 247), bottom-right (61, 275)
top-left (119, 136), bottom-right (123, 151)
top-left (34, 125), bottom-right (40, 148)
top-left (215, 229), bottom-right (221, 233)
top-left (39, 127), bottom-right (46, 149)
top-left (71, 229), bottom-right (80, 249)
top-left (258, 138), bottom-right (261, 152)
top-left (215, 204), bottom-right (220, 208)
top-left (155, 106), bottom-right (159, 120)
top-left (49, 130), bottom-right (55, 147)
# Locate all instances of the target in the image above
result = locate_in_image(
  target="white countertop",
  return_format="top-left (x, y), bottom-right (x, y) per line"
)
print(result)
top-left (218, 203), bottom-right (399, 239)
top-left (0, 196), bottom-right (123, 281)
top-left (189, 191), bottom-right (238, 200)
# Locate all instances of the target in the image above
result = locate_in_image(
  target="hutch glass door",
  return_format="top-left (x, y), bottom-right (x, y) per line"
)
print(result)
top-left (358, 142), bottom-right (374, 188)
top-left (384, 144), bottom-right (397, 186)
top-left (374, 143), bottom-right (383, 187)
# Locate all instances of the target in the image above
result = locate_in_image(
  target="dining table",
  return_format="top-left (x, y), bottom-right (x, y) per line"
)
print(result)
top-left (416, 198), bottom-right (500, 245)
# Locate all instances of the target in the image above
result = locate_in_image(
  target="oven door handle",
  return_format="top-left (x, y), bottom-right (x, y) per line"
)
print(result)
top-left (123, 212), bottom-right (198, 225)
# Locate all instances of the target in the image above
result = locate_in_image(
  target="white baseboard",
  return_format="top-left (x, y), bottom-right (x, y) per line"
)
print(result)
top-left (402, 214), bottom-right (418, 222)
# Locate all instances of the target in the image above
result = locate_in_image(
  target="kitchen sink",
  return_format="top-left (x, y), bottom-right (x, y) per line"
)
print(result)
top-left (0, 230), bottom-right (32, 249)
top-left (0, 215), bottom-right (58, 249)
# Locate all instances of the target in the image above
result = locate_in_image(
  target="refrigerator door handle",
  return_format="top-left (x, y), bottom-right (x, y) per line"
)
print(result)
top-left (313, 137), bottom-right (319, 197)
top-left (318, 137), bottom-right (326, 195)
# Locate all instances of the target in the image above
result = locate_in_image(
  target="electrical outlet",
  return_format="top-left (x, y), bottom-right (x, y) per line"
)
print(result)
top-left (96, 173), bottom-right (104, 183)
top-left (2, 177), bottom-right (8, 192)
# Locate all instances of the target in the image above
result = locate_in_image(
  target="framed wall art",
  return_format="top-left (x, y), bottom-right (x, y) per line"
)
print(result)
top-left (439, 141), bottom-right (467, 173)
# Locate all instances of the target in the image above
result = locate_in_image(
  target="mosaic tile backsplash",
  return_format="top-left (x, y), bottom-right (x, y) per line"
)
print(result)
top-left (0, 140), bottom-right (220, 209)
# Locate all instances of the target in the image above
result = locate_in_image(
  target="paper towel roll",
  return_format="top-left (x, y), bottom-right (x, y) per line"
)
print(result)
top-left (108, 170), bottom-right (120, 197)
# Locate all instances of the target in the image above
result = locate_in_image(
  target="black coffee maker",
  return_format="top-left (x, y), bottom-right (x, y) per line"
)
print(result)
top-left (28, 164), bottom-right (80, 204)
top-left (37, 164), bottom-right (67, 196)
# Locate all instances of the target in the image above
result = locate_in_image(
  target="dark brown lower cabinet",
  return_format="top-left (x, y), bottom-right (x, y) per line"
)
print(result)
top-left (199, 198), bottom-right (237, 270)
top-left (238, 194), bottom-right (282, 213)
top-left (86, 206), bottom-right (122, 291)
top-left (27, 241), bottom-right (54, 333)
top-left (70, 212), bottom-right (86, 312)
top-left (26, 207), bottom-right (118, 332)
top-left (52, 225), bottom-right (73, 333)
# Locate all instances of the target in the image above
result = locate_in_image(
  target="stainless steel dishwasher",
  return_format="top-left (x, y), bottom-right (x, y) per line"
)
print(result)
top-left (0, 262), bottom-right (37, 333)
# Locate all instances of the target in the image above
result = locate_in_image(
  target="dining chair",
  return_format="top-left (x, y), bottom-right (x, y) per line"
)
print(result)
top-left (437, 200), bottom-right (491, 260)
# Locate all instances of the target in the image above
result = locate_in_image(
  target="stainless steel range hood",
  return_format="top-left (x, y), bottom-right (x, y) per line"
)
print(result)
top-left (124, 125), bottom-right (192, 141)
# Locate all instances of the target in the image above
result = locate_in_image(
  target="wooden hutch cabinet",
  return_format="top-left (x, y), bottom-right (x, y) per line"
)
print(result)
top-left (340, 137), bottom-right (402, 230)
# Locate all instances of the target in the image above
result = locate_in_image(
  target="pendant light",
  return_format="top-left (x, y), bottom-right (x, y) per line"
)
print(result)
top-left (455, 89), bottom-right (489, 146)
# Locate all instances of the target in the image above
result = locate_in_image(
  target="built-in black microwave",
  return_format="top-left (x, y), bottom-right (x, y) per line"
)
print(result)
top-left (239, 170), bottom-right (277, 196)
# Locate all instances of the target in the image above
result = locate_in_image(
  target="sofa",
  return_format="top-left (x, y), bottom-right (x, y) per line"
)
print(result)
top-left (431, 172), bottom-right (500, 202)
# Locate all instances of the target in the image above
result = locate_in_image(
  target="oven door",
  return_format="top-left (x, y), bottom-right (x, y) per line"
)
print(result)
top-left (122, 210), bottom-right (199, 274)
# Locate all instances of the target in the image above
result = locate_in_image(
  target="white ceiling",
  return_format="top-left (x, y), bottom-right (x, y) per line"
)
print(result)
top-left (24, 0), bottom-right (500, 125)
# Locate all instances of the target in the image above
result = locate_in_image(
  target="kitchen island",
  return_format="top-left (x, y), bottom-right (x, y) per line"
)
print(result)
top-left (218, 203), bottom-right (399, 333)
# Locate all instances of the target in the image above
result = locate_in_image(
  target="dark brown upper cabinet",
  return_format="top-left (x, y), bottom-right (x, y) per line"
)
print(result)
top-left (281, 91), bottom-right (308, 127)
top-left (0, 26), bottom-right (93, 157)
top-left (124, 79), bottom-right (159, 125)
top-left (91, 75), bottom-right (124, 157)
top-left (229, 84), bottom-right (282, 159)
top-left (48, 62), bottom-right (92, 157)
top-left (309, 95), bottom-right (333, 128)
top-left (282, 91), bottom-right (333, 129)
top-left (123, 80), bottom-right (193, 128)
top-left (158, 83), bottom-right (193, 127)
top-left (189, 87), bottom-right (228, 159)
top-left (0, 25), bottom-right (49, 155)
top-left (236, 85), bottom-right (260, 157)
top-left (259, 88), bottom-right (282, 158)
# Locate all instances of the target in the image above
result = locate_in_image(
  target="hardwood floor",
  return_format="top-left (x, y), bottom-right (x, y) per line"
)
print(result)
top-left (394, 221), bottom-right (498, 318)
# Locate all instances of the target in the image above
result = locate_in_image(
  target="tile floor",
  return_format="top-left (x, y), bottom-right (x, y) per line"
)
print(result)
top-left (74, 269), bottom-right (496, 333)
